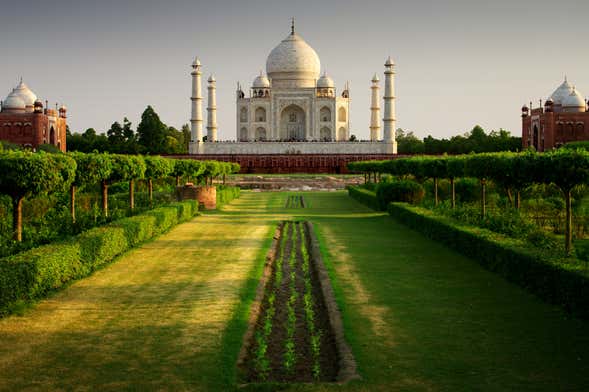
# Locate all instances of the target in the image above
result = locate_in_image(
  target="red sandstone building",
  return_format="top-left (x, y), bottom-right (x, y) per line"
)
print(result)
top-left (0, 80), bottom-right (67, 151)
top-left (522, 78), bottom-right (589, 151)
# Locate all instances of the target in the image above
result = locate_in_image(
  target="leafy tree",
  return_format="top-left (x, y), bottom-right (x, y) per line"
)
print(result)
top-left (108, 154), bottom-right (146, 210)
top-left (137, 106), bottom-right (169, 154)
top-left (144, 156), bottom-right (174, 206)
top-left (0, 152), bottom-right (76, 241)
top-left (68, 152), bottom-right (113, 223)
top-left (396, 129), bottom-right (425, 154)
top-left (538, 149), bottom-right (589, 255)
top-left (107, 121), bottom-right (125, 146)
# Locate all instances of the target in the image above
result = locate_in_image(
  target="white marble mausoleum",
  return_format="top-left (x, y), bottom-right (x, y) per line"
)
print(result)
top-left (188, 22), bottom-right (397, 155)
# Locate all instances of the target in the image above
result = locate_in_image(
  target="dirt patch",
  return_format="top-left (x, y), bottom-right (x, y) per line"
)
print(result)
top-left (239, 221), bottom-right (356, 383)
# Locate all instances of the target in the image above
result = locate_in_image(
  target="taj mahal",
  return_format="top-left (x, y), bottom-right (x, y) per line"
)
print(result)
top-left (188, 21), bottom-right (397, 155)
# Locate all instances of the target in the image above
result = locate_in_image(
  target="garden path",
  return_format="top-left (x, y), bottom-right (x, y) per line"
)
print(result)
top-left (1, 191), bottom-right (588, 391)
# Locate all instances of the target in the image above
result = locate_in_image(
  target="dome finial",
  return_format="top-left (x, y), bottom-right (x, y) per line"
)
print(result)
top-left (291, 17), bottom-right (295, 35)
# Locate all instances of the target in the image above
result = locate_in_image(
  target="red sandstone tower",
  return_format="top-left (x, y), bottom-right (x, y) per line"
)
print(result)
top-left (522, 77), bottom-right (589, 151)
top-left (0, 80), bottom-right (67, 151)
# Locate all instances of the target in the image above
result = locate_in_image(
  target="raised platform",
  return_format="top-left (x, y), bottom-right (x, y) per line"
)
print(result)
top-left (190, 141), bottom-right (396, 155)
top-left (167, 153), bottom-right (399, 174)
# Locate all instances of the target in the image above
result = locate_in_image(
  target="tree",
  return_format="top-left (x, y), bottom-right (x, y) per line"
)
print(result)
top-left (181, 124), bottom-right (191, 153)
top-left (0, 151), bottom-right (76, 241)
top-left (69, 152), bottom-right (113, 223)
top-left (109, 154), bottom-right (146, 210)
top-left (539, 149), bottom-right (589, 255)
top-left (137, 106), bottom-right (168, 154)
top-left (144, 156), bottom-right (174, 206)
top-left (107, 121), bottom-right (125, 146)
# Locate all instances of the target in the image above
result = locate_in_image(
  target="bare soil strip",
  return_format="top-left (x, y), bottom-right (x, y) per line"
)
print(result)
top-left (240, 220), bottom-right (354, 383)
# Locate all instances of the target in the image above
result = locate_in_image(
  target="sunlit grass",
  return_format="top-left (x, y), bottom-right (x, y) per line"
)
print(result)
top-left (1, 190), bottom-right (589, 391)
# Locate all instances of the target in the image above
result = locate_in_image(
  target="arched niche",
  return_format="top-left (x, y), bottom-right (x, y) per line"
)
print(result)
top-left (239, 127), bottom-right (248, 141)
top-left (320, 126), bottom-right (331, 141)
top-left (255, 127), bottom-right (267, 141)
top-left (255, 107), bottom-right (266, 122)
top-left (280, 104), bottom-right (305, 141)
top-left (338, 107), bottom-right (347, 122)
top-left (320, 106), bottom-right (331, 122)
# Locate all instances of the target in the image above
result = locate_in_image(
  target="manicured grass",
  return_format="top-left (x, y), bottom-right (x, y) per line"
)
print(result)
top-left (1, 191), bottom-right (588, 391)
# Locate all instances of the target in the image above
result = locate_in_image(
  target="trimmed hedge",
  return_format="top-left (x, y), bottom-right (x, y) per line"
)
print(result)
top-left (347, 186), bottom-right (380, 210)
top-left (388, 202), bottom-right (589, 320)
top-left (0, 200), bottom-right (200, 316)
top-left (217, 186), bottom-right (241, 206)
top-left (376, 180), bottom-right (425, 209)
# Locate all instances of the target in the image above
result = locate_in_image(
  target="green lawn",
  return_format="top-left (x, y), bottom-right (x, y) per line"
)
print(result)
top-left (0, 191), bottom-right (588, 391)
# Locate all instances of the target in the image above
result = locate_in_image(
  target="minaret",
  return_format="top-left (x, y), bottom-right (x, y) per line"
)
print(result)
top-left (207, 75), bottom-right (217, 142)
top-left (383, 56), bottom-right (397, 153)
top-left (189, 57), bottom-right (203, 153)
top-left (370, 73), bottom-right (381, 141)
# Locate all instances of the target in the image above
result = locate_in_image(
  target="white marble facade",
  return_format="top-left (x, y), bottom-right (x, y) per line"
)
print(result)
top-left (235, 26), bottom-right (350, 143)
top-left (189, 22), bottom-right (397, 155)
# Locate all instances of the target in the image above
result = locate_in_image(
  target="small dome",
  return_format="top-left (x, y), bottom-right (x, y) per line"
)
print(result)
top-left (59, 104), bottom-right (67, 111)
top-left (562, 87), bottom-right (586, 111)
top-left (13, 80), bottom-right (37, 106)
top-left (317, 72), bottom-right (334, 88)
top-left (550, 77), bottom-right (573, 105)
top-left (3, 90), bottom-right (26, 111)
top-left (252, 71), bottom-right (270, 88)
top-left (372, 73), bottom-right (380, 83)
top-left (208, 74), bottom-right (216, 83)
top-left (192, 57), bottom-right (201, 67)
top-left (385, 56), bottom-right (395, 66)
top-left (545, 98), bottom-right (554, 105)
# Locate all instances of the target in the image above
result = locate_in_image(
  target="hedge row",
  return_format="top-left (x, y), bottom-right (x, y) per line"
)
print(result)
top-left (0, 199), bottom-right (200, 316)
top-left (347, 186), bottom-right (380, 211)
top-left (387, 202), bottom-right (589, 320)
top-left (217, 186), bottom-right (241, 207)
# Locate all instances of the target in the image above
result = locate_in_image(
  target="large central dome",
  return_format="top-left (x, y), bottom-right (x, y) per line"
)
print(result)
top-left (266, 32), bottom-right (321, 88)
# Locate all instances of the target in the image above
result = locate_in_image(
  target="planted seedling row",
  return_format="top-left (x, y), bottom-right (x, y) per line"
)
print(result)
top-left (285, 195), bottom-right (305, 208)
top-left (243, 221), bottom-right (338, 383)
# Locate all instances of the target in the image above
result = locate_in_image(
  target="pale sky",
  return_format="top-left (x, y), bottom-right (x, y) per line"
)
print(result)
top-left (1, 0), bottom-right (588, 140)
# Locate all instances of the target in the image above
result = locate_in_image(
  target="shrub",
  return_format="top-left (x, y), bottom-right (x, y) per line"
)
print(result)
top-left (454, 178), bottom-right (479, 203)
top-left (0, 242), bottom-right (82, 309)
top-left (376, 180), bottom-right (425, 209)
top-left (388, 202), bottom-right (589, 320)
top-left (217, 186), bottom-right (241, 206)
top-left (0, 200), bottom-right (200, 316)
top-left (347, 186), bottom-right (380, 210)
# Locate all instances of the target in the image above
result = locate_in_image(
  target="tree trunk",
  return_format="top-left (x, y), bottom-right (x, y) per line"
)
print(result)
top-left (223, 174), bottom-right (226, 186)
top-left (480, 179), bottom-right (486, 217)
top-left (433, 177), bottom-right (439, 206)
top-left (364, 173), bottom-right (367, 184)
top-left (148, 178), bottom-right (153, 208)
top-left (129, 179), bottom-right (135, 210)
top-left (70, 184), bottom-right (76, 224)
top-left (450, 178), bottom-right (456, 209)
top-left (12, 195), bottom-right (24, 242)
top-left (565, 189), bottom-right (572, 255)
top-left (515, 191), bottom-right (521, 209)
top-left (176, 176), bottom-right (180, 187)
top-left (101, 180), bottom-right (109, 217)
top-left (506, 188), bottom-right (513, 207)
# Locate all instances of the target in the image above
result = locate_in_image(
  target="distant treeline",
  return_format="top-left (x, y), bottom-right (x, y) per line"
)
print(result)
top-left (396, 125), bottom-right (521, 154)
top-left (67, 106), bottom-right (190, 155)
